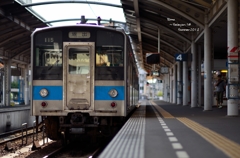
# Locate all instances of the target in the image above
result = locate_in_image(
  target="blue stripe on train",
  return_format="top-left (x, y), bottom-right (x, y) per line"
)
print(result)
top-left (33, 86), bottom-right (63, 100)
top-left (94, 86), bottom-right (124, 100)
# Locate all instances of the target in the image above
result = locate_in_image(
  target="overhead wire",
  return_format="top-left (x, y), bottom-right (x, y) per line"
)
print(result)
top-left (86, 0), bottom-right (97, 18)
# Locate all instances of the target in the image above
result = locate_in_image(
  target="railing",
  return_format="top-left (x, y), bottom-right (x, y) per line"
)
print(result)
top-left (32, 118), bottom-right (48, 147)
top-left (21, 123), bottom-right (27, 145)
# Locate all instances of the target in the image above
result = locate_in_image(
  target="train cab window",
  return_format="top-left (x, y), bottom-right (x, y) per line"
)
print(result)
top-left (95, 30), bottom-right (124, 80)
top-left (96, 46), bottom-right (123, 67)
top-left (33, 30), bottom-right (63, 80)
top-left (33, 48), bottom-right (62, 80)
top-left (43, 51), bottom-right (62, 67)
top-left (68, 47), bottom-right (90, 75)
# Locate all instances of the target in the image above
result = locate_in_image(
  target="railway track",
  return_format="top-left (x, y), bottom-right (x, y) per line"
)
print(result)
top-left (42, 146), bottom-right (65, 158)
top-left (0, 123), bottom-right (44, 145)
top-left (0, 122), bottom-right (47, 157)
top-left (41, 140), bottom-right (105, 158)
top-left (0, 125), bottom-right (114, 158)
top-left (0, 110), bottom-right (134, 158)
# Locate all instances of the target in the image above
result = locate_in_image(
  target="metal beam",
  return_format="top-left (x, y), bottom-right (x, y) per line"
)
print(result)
top-left (12, 58), bottom-right (29, 65)
top-left (0, 32), bottom-right (29, 46)
top-left (208, 3), bottom-right (227, 27)
top-left (133, 0), bottom-right (141, 41)
top-left (143, 43), bottom-right (174, 62)
top-left (11, 47), bottom-right (30, 59)
top-left (125, 11), bottom-right (191, 44)
top-left (0, 8), bottom-right (31, 31)
top-left (0, 0), bottom-right (14, 6)
top-left (141, 31), bottom-right (182, 52)
top-left (181, 0), bottom-right (211, 8)
top-left (147, 0), bottom-right (204, 28)
top-left (133, 0), bottom-right (144, 69)
top-left (44, 18), bottom-right (125, 24)
top-left (21, 1), bottom-right (122, 8)
top-left (141, 18), bottom-right (191, 43)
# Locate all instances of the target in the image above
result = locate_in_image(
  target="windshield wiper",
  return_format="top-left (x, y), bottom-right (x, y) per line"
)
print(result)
top-left (48, 59), bottom-right (59, 70)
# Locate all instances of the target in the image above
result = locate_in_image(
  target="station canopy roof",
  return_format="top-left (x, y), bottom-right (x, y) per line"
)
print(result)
top-left (16, 0), bottom-right (126, 26)
top-left (0, 0), bottom-right (227, 75)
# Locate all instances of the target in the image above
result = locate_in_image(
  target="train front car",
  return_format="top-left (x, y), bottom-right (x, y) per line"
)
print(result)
top-left (31, 25), bottom-right (138, 142)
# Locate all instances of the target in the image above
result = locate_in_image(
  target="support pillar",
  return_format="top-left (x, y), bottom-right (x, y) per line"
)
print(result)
top-left (163, 74), bottom-right (169, 102)
top-left (198, 45), bottom-right (202, 107)
top-left (173, 64), bottom-right (177, 104)
top-left (177, 62), bottom-right (182, 104)
top-left (0, 70), bottom-right (3, 105)
top-left (24, 65), bottom-right (30, 105)
top-left (204, 15), bottom-right (213, 111)
top-left (191, 41), bottom-right (197, 108)
top-left (4, 59), bottom-right (11, 106)
top-left (227, 0), bottom-right (239, 116)
top-left (183, 60), bottom-right (188, 106)
top-left (167, 73), bottom-right (170, 102)
top-left (170, 68), bottom-right (173, 103)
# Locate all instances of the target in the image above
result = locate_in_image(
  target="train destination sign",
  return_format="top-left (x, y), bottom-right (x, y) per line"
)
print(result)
top-left (69, 32), bottom-right (90, 38)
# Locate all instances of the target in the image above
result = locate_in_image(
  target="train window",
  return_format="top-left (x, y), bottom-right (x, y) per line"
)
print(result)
top-left (33, 30), bottom-right (63, 80)
top-left (44, 51), bottom-right (62, 67)
top-left (95, 30), bottom-right (124, 80)
top-left (68, 47), bottom-right (90, 75)
top-left (33, 48), bottom-right (62, 80)
top-left (35, 50), bottom-right (62, 67)
top-left (96, 46), bottom-right (123, 67)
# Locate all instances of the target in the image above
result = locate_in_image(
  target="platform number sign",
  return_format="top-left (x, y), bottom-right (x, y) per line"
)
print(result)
top-left (175, 53), bottom-right (187, 61)
top-left (176, 54), bottom-right (182, 61)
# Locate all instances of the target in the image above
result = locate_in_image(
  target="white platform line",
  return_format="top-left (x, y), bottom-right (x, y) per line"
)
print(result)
top-left (176, 151), bottom-right (190, 158)
top-left (172, 143), bottom-right (183, 149)
top-left (169, 137), bottom-right (178, 142)
top-left (166, 132), bottom-right (174, 136)
top-left (151, 105), bottom-right (190, 158)
top-left (99, 105), bottom-right (146, 158)
top-left (164, 129), bottom-right (171, 132)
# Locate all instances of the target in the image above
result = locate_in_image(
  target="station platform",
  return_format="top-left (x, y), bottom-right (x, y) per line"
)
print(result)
top-left (99, 100), bottom-right (240, 158)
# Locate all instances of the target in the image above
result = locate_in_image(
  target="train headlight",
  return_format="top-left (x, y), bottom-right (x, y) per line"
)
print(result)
top-left (39, 88), bottom-right (48, 97)
top-left (108, 89), bottom-right (118, 98)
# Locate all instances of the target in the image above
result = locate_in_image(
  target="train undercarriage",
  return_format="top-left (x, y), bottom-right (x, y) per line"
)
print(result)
top-left (43, 113), bottom-right (126, 145)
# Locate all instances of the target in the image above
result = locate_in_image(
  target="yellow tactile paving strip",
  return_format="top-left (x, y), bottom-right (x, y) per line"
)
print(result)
top-left (150, 101), bottom-right (174, 118)
top-left (177, 117), bottom-right (240, 158)
top-left (150, 101), bottom-right (240, 158)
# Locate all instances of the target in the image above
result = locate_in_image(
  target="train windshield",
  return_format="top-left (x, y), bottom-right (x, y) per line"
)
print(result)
top-left (33, 49), bottom-right (63, 80)
top-left (33, 30), bottom-right (63, 80)
top-left (95, 30), bottom-right (124, 80)
top-left (96, 46), bottom-right (123, 67)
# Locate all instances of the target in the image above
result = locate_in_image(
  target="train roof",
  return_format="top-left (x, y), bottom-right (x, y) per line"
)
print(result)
top-left (33, 24), bottom-right (124, 33)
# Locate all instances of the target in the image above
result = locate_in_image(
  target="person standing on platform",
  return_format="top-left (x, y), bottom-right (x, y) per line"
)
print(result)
top-left (146, 82), bottom-right (150, 100)
top-left (214, 74), bottom-right (226, 108)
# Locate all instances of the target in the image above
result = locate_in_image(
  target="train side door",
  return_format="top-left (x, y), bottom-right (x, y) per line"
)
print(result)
top-left (63, 42), bottom-right (95, 110)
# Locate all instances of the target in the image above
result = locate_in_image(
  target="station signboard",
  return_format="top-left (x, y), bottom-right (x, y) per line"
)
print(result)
top-left (174, 53), bottom-right (188, 61)
top-left (146, 53), bottom-right (160, 64)
top-left (160, 67), bottom-right (169, 74)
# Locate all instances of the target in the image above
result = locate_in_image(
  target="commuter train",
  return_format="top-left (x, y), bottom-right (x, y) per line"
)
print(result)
top-left (30, 24), bottom-right (139, 143)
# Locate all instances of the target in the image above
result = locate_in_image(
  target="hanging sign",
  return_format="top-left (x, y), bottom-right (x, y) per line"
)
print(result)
top-left (160, 67), bottom-right (169, 74)
top-left (146, 53), bottom-right (160, 64)
top-left (174, 53), bottom-right (188, 61)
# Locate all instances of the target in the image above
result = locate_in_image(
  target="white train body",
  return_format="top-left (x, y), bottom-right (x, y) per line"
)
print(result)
top-left (30, 25), bottom-right (139, 140)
